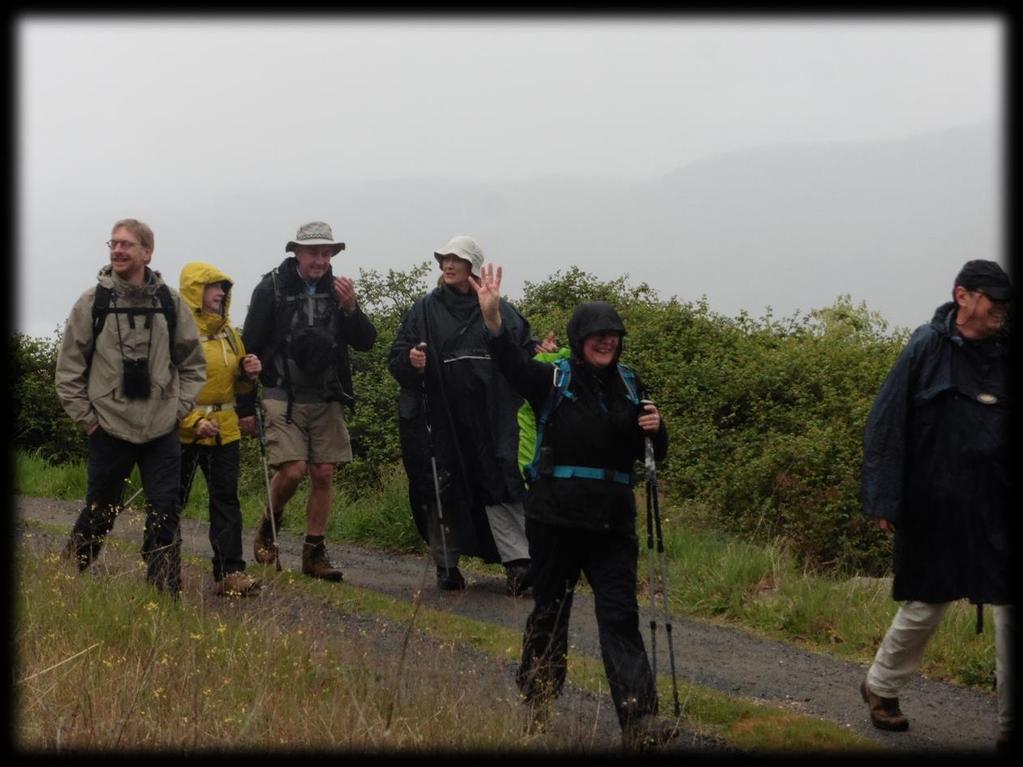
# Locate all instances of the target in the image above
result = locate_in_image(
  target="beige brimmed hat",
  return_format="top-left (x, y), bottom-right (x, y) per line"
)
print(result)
top-left (434, 235), bottom-right (484, 277)
top-left (286, 221), bottom-right (345, 255)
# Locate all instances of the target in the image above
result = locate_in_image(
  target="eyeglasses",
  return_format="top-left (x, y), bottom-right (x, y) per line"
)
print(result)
top-left (973, 289), bottom-right (1010, 306)
top-left (106, 239), bottom-right (140, 250)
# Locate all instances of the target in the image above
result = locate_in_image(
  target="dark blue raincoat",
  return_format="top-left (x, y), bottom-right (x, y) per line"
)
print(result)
top-left (861, 302), bottom-right (1011, 605)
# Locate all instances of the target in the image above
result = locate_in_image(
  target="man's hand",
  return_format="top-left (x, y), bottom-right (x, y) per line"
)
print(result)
top-left (410, 342), bottom-right (427, 371)
top-left (874, 518), bottom-right (896, 532)
top-left (238, 416), bottom-right (257, 436)
top-left (334, 276), bottom-right (358, 314)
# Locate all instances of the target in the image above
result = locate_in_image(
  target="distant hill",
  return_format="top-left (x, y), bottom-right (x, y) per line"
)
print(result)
top-left (252, 121), bottom-right (999, 331)
top-left (19, 122), bottom-right (999, 337)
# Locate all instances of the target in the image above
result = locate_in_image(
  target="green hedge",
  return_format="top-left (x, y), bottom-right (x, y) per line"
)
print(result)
top-left (12, 264), bottom-right (910, 575)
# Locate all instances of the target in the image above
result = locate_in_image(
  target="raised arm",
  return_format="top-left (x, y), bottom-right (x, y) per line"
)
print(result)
top-left (468, 263), bottom-right (503, 334)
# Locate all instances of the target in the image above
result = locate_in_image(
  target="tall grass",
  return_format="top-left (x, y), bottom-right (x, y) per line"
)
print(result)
top-left (14, 537), bottom-right (524, 751)
top-left (644, 500), bottom-right (997, 690)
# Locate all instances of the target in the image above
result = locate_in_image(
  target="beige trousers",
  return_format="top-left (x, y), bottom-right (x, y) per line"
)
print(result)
top-left (866, 601), bottom-right (1013, 735)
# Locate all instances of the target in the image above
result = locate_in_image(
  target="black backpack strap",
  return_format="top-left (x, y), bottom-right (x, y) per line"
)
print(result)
top-left (91, 284), bottom-right (113, 340)
top-left (156, 283), bottom-right (177, 345)
top-left (265, 268), bottom-right (296, 423)
top-left (91, 282), bottom-right (176, 355)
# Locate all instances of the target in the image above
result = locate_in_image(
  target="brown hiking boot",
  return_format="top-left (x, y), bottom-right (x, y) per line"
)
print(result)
top-left (622, 713), bottom-right (680, 750)
top-left (861, 679), bottom-right (909, 731)
top-left (214, 571), bottom-right (263, 597)
top-left (253, 510), bottom-right (282, 565)
top-left (522, 698), bottom-right (550, 736)
top-left (302, 541), bottom-right (343, 582)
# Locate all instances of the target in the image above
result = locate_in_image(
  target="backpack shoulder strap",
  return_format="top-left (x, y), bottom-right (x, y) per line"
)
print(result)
top-left (91, 284), bottom-right (113, 340)
top-left (616, 363), bottom-right (641, 405)
top-left (524, 357), bottom-right (574, 483)
top-left (156, 283), bottom-right (177, 343)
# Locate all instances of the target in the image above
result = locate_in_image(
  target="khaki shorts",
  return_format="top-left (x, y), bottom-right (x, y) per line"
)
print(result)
top-left (263, 399), bottom-right (352, 467)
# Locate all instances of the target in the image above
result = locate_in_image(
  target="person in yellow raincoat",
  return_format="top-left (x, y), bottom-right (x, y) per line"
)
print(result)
top-left (178, 262), bottom-right (263, 596)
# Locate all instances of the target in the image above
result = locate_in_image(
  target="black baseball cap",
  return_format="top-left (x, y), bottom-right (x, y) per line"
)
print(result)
top-left (954, 260), bottom-right (1012, 301)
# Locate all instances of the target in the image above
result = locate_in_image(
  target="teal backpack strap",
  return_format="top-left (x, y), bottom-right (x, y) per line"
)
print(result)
top-left (616, 363), bottom-right (640, 406)
top-left (524, 357), bottom-right (573, 483)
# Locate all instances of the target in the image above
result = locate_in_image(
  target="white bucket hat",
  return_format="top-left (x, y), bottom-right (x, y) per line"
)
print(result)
top-left (286, 221), bottom-right (345, 255)
top-left (434, 235), bottom-right (484, 277)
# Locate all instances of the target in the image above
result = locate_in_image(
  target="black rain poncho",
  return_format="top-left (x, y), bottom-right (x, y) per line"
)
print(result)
top-left (860, 301), bottom-right (1011, 605)
top-left (388, 284), bottom-right (535, 563)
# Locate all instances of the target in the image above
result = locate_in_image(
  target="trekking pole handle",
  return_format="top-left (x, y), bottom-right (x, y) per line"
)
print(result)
top-left (640, 399), bottom-right (657, 475)
top-left (413, 341), bottom-right (428, 375)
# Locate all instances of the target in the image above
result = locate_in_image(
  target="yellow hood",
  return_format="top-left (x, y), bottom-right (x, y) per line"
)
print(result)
top-left (179, 261), bottom-right (234, 335)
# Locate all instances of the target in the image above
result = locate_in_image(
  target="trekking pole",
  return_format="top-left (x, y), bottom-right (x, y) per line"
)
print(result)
top-left (254, 394), bottom-right (282, 572)
top-left (123, 484), bottom-right (145, 509)
top-left (642, 400), bottom-right (681, 717)
top-left (645, 441), bottom-right (659, 683)
top-left (416, 342), bottom-right (451, 580)
top-left (179, 435), bottom-right (202, 513)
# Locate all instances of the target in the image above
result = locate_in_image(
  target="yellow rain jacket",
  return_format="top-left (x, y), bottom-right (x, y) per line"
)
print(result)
top-left (178, 262), bottom-right (254, 446)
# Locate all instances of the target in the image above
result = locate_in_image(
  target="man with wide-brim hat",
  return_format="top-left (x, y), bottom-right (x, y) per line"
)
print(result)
top-left (286, 221), bottom-right (347, 256)
top-left (241, 221), bottom-right (377, 583)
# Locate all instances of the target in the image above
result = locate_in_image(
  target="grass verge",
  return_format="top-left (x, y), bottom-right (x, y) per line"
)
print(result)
top-left (14, 450), bottom-right (996, 692)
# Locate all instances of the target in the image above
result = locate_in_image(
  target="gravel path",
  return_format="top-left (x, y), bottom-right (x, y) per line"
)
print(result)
top-left (15, 495), bottom-right (1000, 754)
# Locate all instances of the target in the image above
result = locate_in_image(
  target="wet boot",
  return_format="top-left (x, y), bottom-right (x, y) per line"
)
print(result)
top-left (436, 566), bottom-right (467, 591)
top-left (302, 540), bottom-right (343, 582)
top-left (253, 508), bottom-right (283, 565)
top-left (621, 713), bottom-right (680, 751)
top-left (860, 679), bottom-right (909, 731)
top-left (214, 571), bottom-right (263, 597)
top-left (63, 531), bottom-right (98, 572)
top-left (145, 538), bottom-right (182, 597)
top-left (504, 558), bottom-right (533, 596)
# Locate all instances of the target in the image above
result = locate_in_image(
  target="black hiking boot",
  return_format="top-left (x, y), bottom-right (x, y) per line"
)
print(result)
top-left (504, 559), bottom-right (533, 596)
top-left (622, 713), bottom-right (680, 751)
top-left (436, 566), bottom-right (466, 591)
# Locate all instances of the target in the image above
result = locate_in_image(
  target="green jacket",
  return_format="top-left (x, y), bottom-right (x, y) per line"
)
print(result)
top-left (55, 265), bottom-right (206, 444)
top-left (516, 347), bottom-right (571, 477)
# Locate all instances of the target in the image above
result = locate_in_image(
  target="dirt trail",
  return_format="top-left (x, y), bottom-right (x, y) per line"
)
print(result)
top-left (15, 495), bottom-right (1000, 754)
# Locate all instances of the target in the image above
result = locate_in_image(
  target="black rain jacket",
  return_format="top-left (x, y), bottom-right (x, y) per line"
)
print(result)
top-left (486, 302), bottom-right (668, 533)
top-left (389, 285), bottom-right (535, 562)
top-left (861, 301), bottom-right (1011, 605)
top-left (241, 257), bottom-right (378, 409)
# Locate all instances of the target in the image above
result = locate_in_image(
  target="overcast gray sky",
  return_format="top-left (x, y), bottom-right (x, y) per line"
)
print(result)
top-left (17, 15), bottom-right (1004, 338)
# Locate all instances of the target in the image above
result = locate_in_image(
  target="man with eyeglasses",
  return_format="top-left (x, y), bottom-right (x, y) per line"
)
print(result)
top-left (241, 221), bottom-right (377, 582)
top-left (56, 218), bottom-right (206, 596)
top-left (859, 260), bottom-right (1013, 751)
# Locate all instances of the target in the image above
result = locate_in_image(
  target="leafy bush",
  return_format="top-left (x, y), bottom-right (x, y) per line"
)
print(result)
top-left (13, 265), bottom-right (912, 575)
top-left (10, 330), bottom-right (86, 465)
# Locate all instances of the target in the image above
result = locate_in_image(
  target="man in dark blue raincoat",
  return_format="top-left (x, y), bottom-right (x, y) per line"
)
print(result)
top-left (859, 260), bottom-right (1013, 750)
